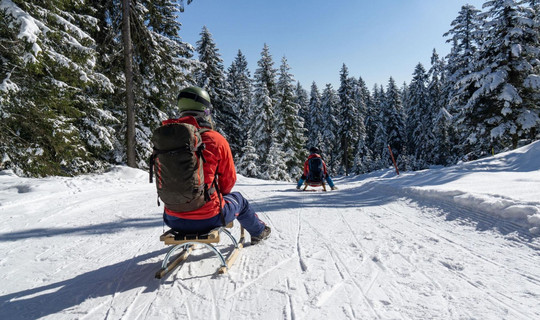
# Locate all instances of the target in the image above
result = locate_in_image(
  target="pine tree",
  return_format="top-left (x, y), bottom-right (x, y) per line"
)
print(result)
top-left (195, 26), bottom-right (236, 140)
top-left (444, 4), bottom-right (483, 111)
top-left (264, 138), bottom-right (289, 181)
top-left (383, 77), bottom-right (406, 162)
top-left (428, 49), bottom-right (452, 165)
top-left (254, 43), bottom-right (278, 99)
top-left (337, 64), bottom-right (359, 175)
top-left (95, 0), bottom-right (196, 168)
top-left (456, 0), bottom-right (540, 157)
top-left (371, 85), bottom-right (387, 168)
top-left (295, 82), bottom-right (309, 140)
top-left (404, 63), bottom-right (431, 168)
top-left (308, 82), bottom-right (323, 147)
top-left (237, 131), bottom-right (259, 178)
top-left (320, 83), bottom-right (341, 174)
top-left (0, 0), bottom-right (116, 176)
top-left (365, 84), bottom-right (381, 161)
top-left (443, 4), bottom-right (484, 161)
top-left (351, 76), bottom-right (372, 172)
top-left (251, 44), bottom-right (278, 175)
top-left (226, 49), bottom-right (252, 160)
top-left (275, 56), bottom-right (306, 179)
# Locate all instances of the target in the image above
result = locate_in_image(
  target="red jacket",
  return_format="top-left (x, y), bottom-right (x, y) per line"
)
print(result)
top-left (303, 153), bottom-right (328, 176)
top-left (162, 116), bottom-right (236, 220)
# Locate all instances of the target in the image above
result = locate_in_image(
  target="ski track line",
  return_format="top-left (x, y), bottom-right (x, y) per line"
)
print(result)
top-left (103, 232), bottom-right (155, 320)
top-left (393, 184), bottom-right (540, 250)
top-left (301, 217), bottom-right (382, 319)
top-left (296, 211), bottom-right (308, 272)
top-left (137, 290), bottom-right (161, 320)
top-left (353, 207), bottom-right (458, 318)
top-left (207, 277), bottom-right (220, 320)
top-left (383, 202), bottom-right (540, 287)
top-left (323, 203), bottom-right (452, 318)
top-left (371, 203), bottom-right (538, 319)
top-left (175, 281), bottom-right (194, 320)
top-left (447, 267), bottom-right (535, 320)
top-left (225, 255), bottom-right (295, 300)
top-left (285, 278), bottom-right (297, 320)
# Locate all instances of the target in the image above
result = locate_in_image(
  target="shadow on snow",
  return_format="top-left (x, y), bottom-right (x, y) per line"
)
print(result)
top-left (0, 217), bottom-right (163, 242)
top-left (0, 249), bottom-right (167, 320)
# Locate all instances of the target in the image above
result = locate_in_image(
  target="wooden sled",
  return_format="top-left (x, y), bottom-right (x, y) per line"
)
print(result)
top-left (303, 179), bottom-right (327, 192)
top-left (155, 222), bottom-right (245, 279)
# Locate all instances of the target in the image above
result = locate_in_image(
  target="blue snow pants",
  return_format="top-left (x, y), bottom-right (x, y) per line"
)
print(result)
top-left (163, 192), bottom-right (265, 236)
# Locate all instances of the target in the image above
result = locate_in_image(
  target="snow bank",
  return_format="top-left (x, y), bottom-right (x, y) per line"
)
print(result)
top-left (373, 140), bottom-right (540, 234)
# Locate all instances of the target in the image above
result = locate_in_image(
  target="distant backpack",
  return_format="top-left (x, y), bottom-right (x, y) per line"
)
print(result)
top-left (149, 122), bottom-right (214, 212)
top-left (307, 157), bottom-right (324, 182)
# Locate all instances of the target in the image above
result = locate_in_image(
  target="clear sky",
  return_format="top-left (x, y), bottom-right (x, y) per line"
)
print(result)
top-left (177, 0), bottom-right (487, 91)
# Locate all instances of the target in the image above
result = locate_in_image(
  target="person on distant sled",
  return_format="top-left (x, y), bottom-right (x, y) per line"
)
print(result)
top-left (157, 86), bottom-right (271, 245)
top-left (296, 147), bottom-right (337, 190)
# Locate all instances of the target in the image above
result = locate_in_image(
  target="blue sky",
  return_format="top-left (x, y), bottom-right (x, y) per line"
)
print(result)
top-left (177, 0), bottom-right (487, 90)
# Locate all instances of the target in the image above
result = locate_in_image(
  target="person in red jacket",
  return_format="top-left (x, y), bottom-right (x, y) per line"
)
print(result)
top-left (296, 147), bottom-right (337, 190)
top-left (162, 86), bottom-right (271, 245)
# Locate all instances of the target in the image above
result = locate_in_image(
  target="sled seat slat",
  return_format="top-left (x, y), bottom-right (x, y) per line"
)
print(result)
top-left (159, 222), bottom-right (234, 245)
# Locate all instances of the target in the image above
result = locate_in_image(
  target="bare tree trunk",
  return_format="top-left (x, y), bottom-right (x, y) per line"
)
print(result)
top-left (123, 0), bottom-right (136, 167)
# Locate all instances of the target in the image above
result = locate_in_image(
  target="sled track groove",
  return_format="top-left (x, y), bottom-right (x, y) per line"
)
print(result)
top-left (300, 217), bottom-right (382, 319)
top-left (369, 203), bottom-right (539, 319)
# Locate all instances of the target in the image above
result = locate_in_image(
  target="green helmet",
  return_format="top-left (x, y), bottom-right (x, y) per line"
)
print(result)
top-left (177, 86), bottom-right (211, 112)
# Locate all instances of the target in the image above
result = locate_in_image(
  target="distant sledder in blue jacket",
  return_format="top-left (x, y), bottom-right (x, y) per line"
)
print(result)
top-left (296, 147), bottom-right (337, 190)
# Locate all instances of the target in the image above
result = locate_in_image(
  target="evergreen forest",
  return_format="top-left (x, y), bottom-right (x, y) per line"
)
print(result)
top-left (1, 0), bottom-right (539, 180)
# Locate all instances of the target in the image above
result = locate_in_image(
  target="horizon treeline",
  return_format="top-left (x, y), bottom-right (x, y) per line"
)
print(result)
top-left (1, 0), bottom-right (539, 179)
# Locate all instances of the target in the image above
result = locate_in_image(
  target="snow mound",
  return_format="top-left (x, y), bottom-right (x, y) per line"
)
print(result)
top-left (374, 140), bottom-right (540, 233)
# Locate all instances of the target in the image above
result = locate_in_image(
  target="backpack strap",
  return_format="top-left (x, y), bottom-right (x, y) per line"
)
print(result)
top-left (211, 168), bottom-right (227, 226)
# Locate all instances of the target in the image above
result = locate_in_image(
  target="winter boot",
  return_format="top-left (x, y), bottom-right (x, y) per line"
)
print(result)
top-left (251, 226), bottom-right (271, 245)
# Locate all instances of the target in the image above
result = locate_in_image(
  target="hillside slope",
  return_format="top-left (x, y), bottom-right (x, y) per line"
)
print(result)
top-left (1, 142), bottom-right (539, 319)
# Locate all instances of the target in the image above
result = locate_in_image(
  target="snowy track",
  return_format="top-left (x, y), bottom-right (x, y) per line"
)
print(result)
top-left (1, 144), bottom-right (540, 319)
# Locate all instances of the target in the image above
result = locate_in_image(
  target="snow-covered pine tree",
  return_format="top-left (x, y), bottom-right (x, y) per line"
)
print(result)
top-left (443, 4), bottom-right (484, 161)
top-left (383, 77), bottom-right (406, 164)
top-left (365, 84), bottom-right (382, 163)
top-left (295, 82), bottom-right (310, 141)
top-left (404, 63), bottom-right (431, 168)
top-left (337, 64), bottom-right (359, 175)
top-left (428, 49), bottom-right (452, 165)
top-left (444, 4), bottom-right (483, 112)
top-left (308, 82), bottom-right (323, 147)
top-left (320, 83), bottom-right (341, 175)
top-left (0, 0), bottom-right (116, 176)
top-left (251, 81), bottom-right (274, 176)
top-left (455, 0), bottom-right (540, 158)
top-left (264, 138), bottom-right (289, 181)
top-left (370, 84), bottom-right (387, 169)
top-left (92, 0), bottom-right (196, 168)
top-left (195, 26), bottom-right (236, 140)
top-left (226, 49), bottom-right (252, 161)
top-left (237, 130), bottom-right (259, 178)
top-left (351, 76), bottom-right (372, 173)
top-left (254, 43), bottom-right (278, 99)
top-left (251, 44), bottom-right (278, 175)
top-left (522, 0), bottom-right (540, 141)
top-left (275, 56), bottom-right (306, 179)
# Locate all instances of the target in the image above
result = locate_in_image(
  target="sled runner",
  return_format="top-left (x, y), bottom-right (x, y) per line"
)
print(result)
top-left (155, 222), bottom-right (245, 279)
top-left (303, 180), bottom-right (327, 192)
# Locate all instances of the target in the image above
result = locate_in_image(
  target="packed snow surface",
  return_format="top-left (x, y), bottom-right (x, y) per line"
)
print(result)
top-left (1, 142), bottom-right (540, 319)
